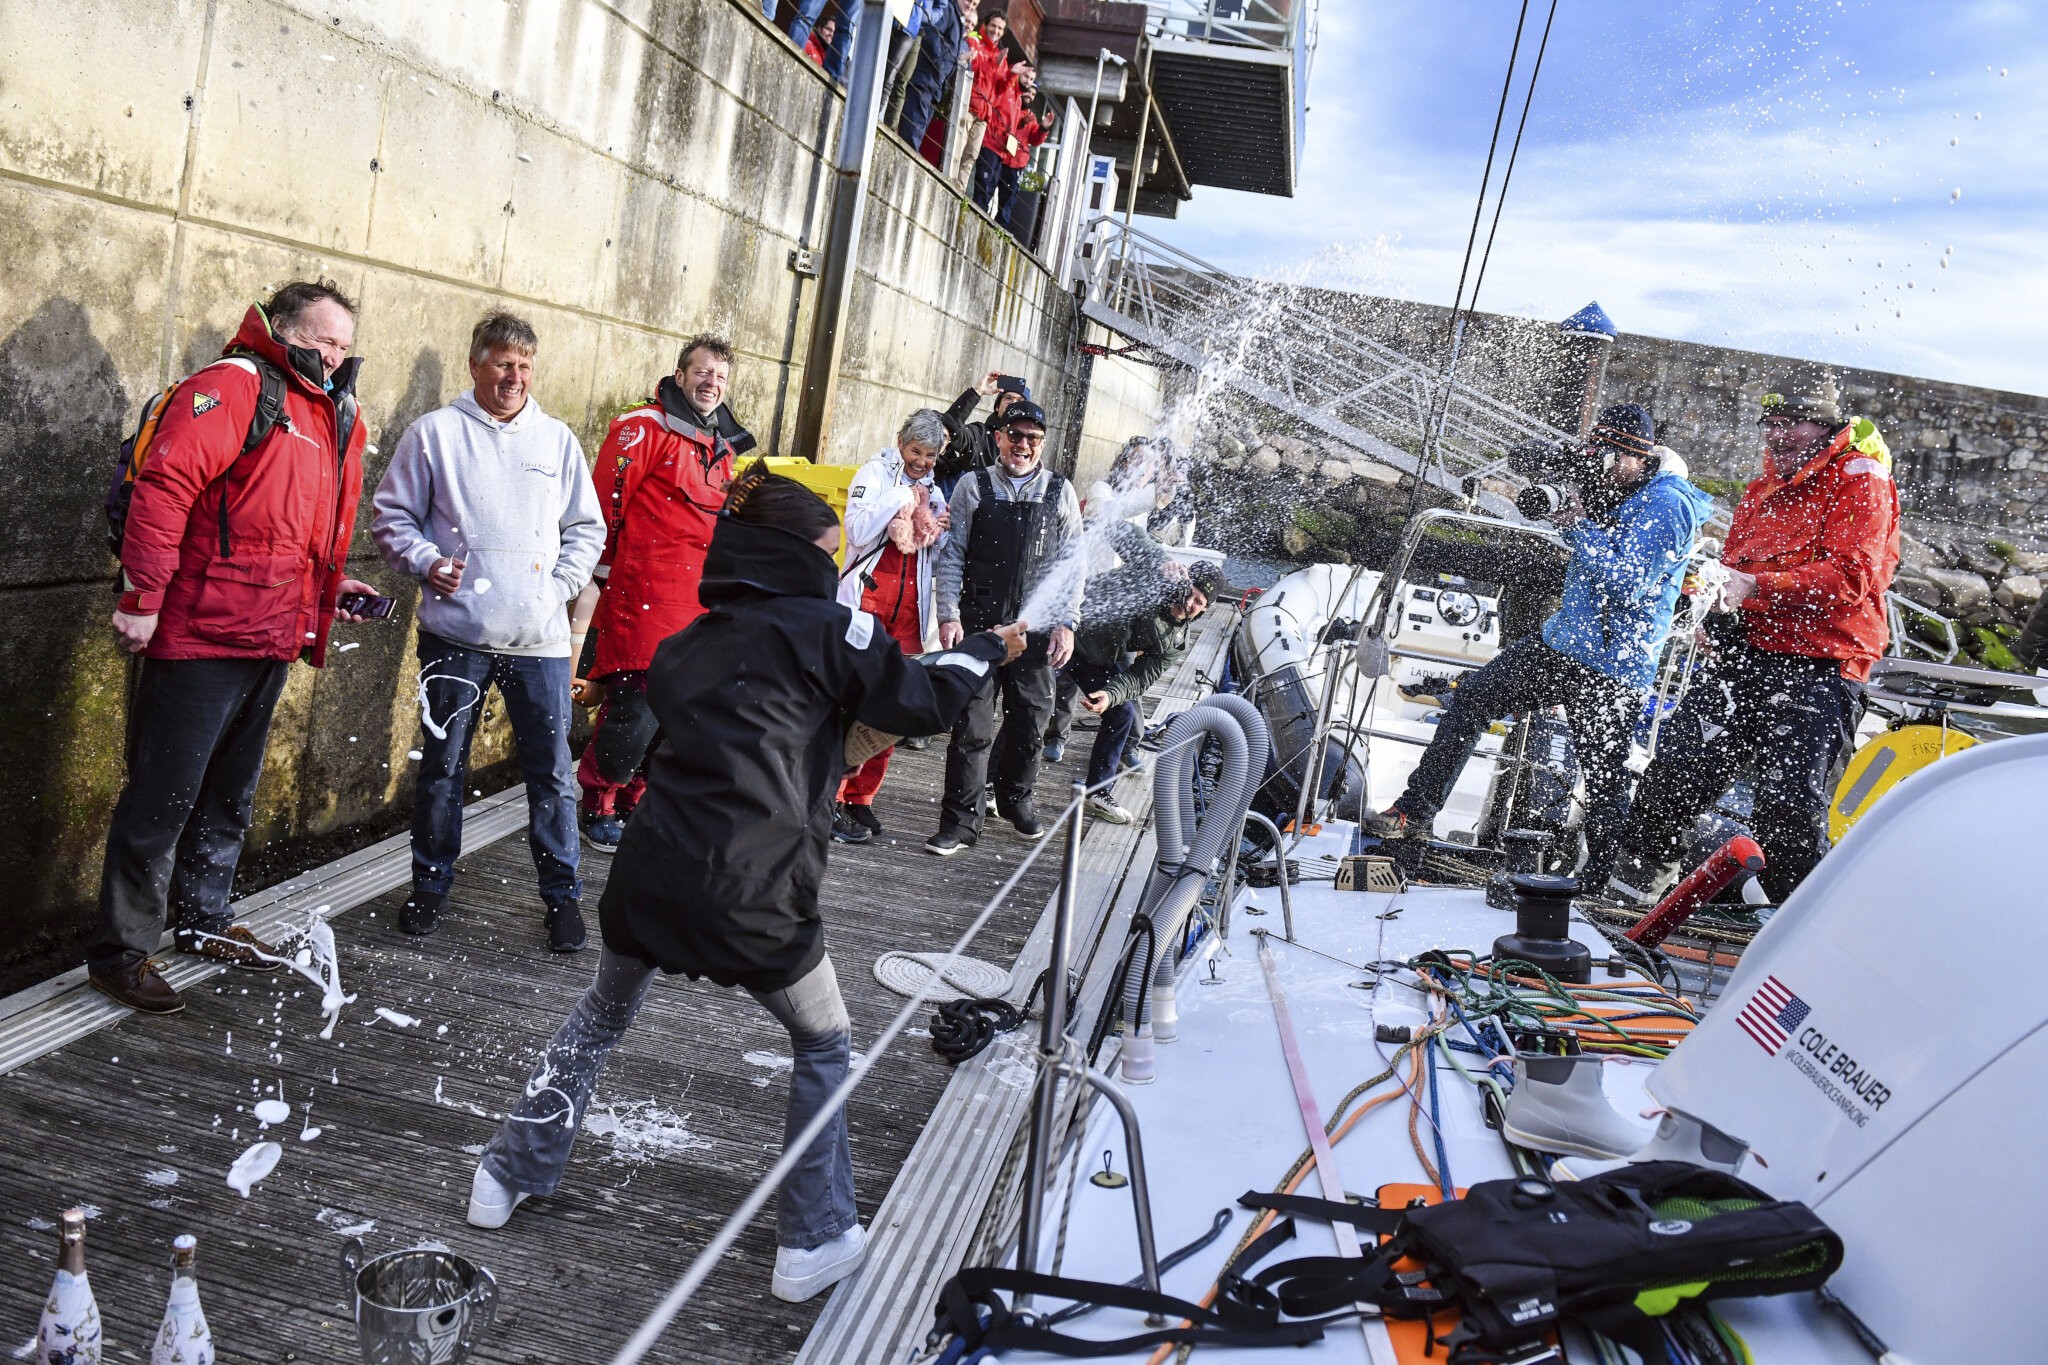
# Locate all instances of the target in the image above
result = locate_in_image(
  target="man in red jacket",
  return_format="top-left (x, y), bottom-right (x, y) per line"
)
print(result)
top-left (995, 66), bottom-right (1051, 234)
top-left (1608, 369), bottom-right (1901, 907)
top-left (972, 56), bottom-right (1029, 213)
top-left (574, 335), bottom-right (756, 851)
top-left (90, 280), bottom-right (377, 1014)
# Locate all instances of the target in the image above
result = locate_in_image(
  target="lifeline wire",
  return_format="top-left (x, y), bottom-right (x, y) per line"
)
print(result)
top-left (607, 728), bottom-right (1216, 1364)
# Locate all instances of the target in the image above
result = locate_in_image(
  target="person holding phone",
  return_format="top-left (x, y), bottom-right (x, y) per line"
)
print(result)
top-left (467, 467), bottom-right (1026, 1306)
top-left (935, 369), bottom-right (1031, 493)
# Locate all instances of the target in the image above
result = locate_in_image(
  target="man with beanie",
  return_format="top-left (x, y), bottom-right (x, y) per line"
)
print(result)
top-left (1067, 543), bottom-right (1220, 825)
top-left (936, 370), bottom-right (1031, 491)
top-left (928, 399), bottom-right (1083, 853)
top-left (1366, 404), bottom-right (1715, 889)
top-left (372, 311), bottom-right (605, 950)
top-left (1608, 371), bottom-right (1900, 906)
top-left (570, 335), bottom-right (754, 853)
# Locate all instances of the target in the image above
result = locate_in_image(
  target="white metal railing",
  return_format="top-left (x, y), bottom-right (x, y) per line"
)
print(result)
top-left (1081, 218), bottom-right (1572, 491)
top-left (1145, 0), bottom-right (1306, 54)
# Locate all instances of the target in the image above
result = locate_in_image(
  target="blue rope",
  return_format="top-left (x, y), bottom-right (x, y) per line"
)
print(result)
top-left (1428, 1036), bottom-right (1453, 1199)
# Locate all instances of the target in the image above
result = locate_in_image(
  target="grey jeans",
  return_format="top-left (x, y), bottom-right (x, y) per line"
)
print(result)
top-left (482, 948), bottom-right (857, 1249)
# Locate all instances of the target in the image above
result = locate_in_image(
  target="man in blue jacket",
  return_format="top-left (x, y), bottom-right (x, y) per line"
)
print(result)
top-left (897, 0), bottom-right (969, 154)
top-left (1365, 405), bottom-right (1714, 888)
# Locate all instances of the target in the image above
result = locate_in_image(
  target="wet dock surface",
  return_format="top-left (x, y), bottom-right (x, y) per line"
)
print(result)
top-left (0, 740), bottom-right (1070, 1363)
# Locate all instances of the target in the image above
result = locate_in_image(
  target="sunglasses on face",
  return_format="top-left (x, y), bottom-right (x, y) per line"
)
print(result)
top-left (1005, 430), bottom-right (1046, 446)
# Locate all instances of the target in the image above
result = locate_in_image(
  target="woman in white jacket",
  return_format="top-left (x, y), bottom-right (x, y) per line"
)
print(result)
top-left (830, 409), bottom-right (952, 843)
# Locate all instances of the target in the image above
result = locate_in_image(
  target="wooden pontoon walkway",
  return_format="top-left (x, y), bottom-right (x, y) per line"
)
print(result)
top-left (0, 738), bottom-right (1070, 1362)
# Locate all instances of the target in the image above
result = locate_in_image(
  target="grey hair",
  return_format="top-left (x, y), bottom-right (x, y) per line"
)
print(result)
top-left (469, 310), bottom-right (539, 364)
top-left (898, 408), bottom-right (950, 452)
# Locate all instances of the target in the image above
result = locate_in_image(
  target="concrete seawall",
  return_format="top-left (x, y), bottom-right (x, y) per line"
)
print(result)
top-left (0, 0), bottom-right (1164, 988)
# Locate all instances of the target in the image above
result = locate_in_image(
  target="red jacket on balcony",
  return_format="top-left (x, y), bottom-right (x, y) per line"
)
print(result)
top-left (967, 32), bottom-right (1008, 121)
top-left (1723, 424), bottom-right (1901, 681)
top-left (1003, 101), bottom-right (1049, 170)
top-left (981, 74), bottom-right (1023, 157)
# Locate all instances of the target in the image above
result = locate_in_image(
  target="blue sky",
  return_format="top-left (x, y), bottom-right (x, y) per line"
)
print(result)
top-left (1156, 0), bottom-right (2045, 396)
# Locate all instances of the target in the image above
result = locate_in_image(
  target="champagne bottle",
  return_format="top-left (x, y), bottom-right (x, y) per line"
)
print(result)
top-left (35, 1209), bottom-right (103, 1364)
top-left (147, 1234), bottom-right (215, 1365)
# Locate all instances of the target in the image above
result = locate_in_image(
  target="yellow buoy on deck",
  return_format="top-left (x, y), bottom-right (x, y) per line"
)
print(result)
top-left (1829, 723), bottom-right (1977, 842)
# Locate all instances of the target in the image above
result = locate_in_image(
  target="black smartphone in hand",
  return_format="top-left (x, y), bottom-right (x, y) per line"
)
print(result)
top-left (338, 591), bottom-right (396, 620)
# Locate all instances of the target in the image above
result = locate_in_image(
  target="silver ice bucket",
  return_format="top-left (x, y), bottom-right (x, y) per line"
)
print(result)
top-left (341, 1238), bottom-right (499, 1365)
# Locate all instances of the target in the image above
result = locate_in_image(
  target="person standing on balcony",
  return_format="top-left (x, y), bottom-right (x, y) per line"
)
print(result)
top-left (955, 10), bottom-right (1010, 189)
top-left (898, 0), bottom-right (970, 155)
top-left (802, 15), bottom-right (835, 66)
top-left (372, 311), bottom-right (606, 952)
top-left (996, 65), bottom-right (1051, 235)
top-left (973, 54), bottom-right (1029, 213)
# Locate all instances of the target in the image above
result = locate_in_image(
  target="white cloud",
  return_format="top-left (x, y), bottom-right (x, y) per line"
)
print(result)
top-left (1153, 6), bottom-right (2047, 396)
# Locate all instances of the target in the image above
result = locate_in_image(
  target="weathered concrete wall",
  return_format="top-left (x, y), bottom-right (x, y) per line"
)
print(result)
top-left (0, 0), bottom-right (1086, 990)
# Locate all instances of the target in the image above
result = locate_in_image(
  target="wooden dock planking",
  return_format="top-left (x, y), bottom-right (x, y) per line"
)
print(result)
top-left (0, 737), bottom-right (1067, 1364)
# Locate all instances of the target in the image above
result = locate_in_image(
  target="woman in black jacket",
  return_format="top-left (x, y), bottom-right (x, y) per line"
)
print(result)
top-left (467, 467), bottom-right (1024, 1303)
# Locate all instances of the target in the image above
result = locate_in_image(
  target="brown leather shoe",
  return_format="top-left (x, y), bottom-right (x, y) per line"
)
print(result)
top-left (177, 923), bottom-right (284, 971)
top-left (89, 958), bottom-right (184, 1014)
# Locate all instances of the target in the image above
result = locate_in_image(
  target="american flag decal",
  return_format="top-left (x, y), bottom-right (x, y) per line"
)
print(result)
top-left (1736, 975), bottom-right (1809, 1056)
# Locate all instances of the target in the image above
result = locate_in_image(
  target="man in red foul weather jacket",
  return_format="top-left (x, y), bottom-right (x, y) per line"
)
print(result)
top-left (574, 335), bottom-right (756, 851)
top-left (972, 56), bottom-right (1027, 214)
top-left (995, 65), bottom-right (1050, 234)
top-left (1609, 368), bottom-right (1900, 906)
top-left (91, 279), bottom-right (377, 1015)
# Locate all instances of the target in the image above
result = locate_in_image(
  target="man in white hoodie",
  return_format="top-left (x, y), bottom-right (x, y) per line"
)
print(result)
top-left (372, 312), bottom-right (605, 950)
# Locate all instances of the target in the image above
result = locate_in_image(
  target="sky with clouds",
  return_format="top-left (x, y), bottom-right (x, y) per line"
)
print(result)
top-left (1155, 0), bottom-right (2045, 397)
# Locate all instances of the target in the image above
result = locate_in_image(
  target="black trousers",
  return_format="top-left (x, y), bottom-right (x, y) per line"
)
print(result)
top-left (941, 636), bottom-right (1055, 835)
top-left (1392, 633), bottom-right (1639, 887)
top-left (1616, 638), bottom-right (1863, 902)
top-left (91, 657), bottom-right (290, 970)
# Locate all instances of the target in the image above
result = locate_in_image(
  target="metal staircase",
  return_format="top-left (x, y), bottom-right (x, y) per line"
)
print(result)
top-left (1076, 219), bottom-right (1568, 512)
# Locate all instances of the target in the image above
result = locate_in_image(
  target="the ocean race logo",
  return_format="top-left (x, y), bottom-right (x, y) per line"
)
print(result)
top-left (1736, 975), bottom-right (1892, 1128)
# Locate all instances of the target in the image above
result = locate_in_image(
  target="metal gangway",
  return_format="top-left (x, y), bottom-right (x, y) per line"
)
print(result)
top-left (1077, 218), bottom-right (1566, 512)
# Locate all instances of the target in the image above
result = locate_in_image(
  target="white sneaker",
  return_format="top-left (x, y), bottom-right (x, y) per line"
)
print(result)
top-left (466, 1163), bottom-right (529, 1229)
top-left (771, 1223), bottom-right (867, 1303)
top-left (1086, 795), bottom-right (1133, 825)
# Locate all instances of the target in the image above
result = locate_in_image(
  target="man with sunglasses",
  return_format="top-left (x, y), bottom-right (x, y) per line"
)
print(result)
top-left (1365, 404), bottom-right (1712, 892)
top-left (1608, 370), bottom-right (1900, 907)
top-left (928, 400), bottom-right (1083, 854)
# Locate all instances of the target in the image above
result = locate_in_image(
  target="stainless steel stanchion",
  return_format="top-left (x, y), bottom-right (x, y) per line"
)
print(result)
top-left (1016, 783), bottom-right (1086, 1304)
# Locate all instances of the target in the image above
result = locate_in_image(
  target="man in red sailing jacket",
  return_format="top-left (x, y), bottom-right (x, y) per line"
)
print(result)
top-left (574, 334), bottom-right (756, 851)
top-left (995, 65), bottom-right (1050, 234)
top-left (1609, 368), bottom-right (1901, 906)
top-left (972, 56), bottom-right (1028, 214)
top-left (90, 280), bottom-right (377, 1015)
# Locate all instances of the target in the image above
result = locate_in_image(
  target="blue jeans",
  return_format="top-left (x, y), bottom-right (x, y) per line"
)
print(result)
top-left (483, 949), bottom-right (858, 1249)
top-left (1065, 661), bottom-right (1138, 791)
top-left (412, 633), bottom-right (580, 907)
top-left (972, 146), bottom-right (1004, 212)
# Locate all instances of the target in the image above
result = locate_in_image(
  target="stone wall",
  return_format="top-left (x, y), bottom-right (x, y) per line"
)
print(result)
top-left (0, 0), bottom-right (1101, 990)
top-left (1311, 292), bottom-right (2048, 547)
top-left (1071, 321), bottom-right (1174, 491)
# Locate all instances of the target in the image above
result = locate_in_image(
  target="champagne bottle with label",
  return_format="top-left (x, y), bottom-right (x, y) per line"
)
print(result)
top-left (147, 1234), bottom-right (215, 1365)
top-left (36, 1209), bottom-right (103, 1364)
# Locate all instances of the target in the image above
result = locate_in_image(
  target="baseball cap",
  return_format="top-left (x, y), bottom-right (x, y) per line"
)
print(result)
top-left (998, 398), bottom-right (1048, 431)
